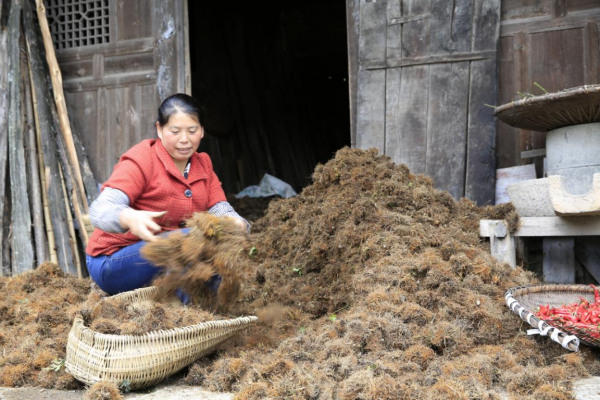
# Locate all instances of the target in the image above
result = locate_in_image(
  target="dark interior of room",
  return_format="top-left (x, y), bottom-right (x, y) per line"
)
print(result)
top-left (187, 0), bottom-right (350, 194)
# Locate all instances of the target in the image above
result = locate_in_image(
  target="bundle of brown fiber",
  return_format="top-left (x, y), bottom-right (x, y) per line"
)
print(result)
top-left (182, 148), bottom-right (600, 399)
top-left (141, 213), bottom-right (251, 311)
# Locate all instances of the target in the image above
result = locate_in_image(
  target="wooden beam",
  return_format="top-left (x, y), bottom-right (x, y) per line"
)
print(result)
top-left (481, 217), bottom-right (600, 237)
top-left (521, 148), bottom-right (546, 159)
top-left (55, 37), bottom-right (155, 62)
top-left (500, 10), bottom-right (600, 36)
top-left (8, 0), bottom-right (34, 274)
top-left (363, 50), bottom-right (497, 70)
top-left (346, 0), bottom-right (360, 147)
top-left (0, 14), bottom-right (8, 274)
top-left (388, 14), bottom-right (430, 26)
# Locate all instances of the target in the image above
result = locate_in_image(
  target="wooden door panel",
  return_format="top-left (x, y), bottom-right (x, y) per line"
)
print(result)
top-left (529, 29), bottom-right (585, 92)
top-left (354, 0), bottom-right (500, 204)
top-left (55, 0), bottom-right (186, 184)
top-left (426, 62), bottom-right (470, 200)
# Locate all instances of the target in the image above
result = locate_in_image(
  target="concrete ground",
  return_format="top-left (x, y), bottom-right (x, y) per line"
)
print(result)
top-left (0, 383), bottom-right (233, 400)
top-left (2, 378), bottom-right (599, 399)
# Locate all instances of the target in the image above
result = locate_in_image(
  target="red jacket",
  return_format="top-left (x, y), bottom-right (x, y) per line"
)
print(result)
top-left (86, 139), bottom-right (226, 256)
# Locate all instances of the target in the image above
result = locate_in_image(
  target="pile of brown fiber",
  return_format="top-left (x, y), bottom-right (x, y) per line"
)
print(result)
top-left (0, 262), bottom-right (89, 389)
top-left (84, 290), bottom-right (217, 336)
top-left (183, 148), bottom-right (600, 399)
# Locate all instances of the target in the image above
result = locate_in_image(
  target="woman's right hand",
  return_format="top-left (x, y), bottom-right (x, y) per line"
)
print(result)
top-left (119, 208), bottom-right (167, 242)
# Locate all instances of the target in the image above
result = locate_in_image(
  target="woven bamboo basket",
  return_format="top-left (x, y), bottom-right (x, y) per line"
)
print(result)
top-left (494, 84), bottom-right (600, 131)
top-left (504, 284), bottom-right (600, 352)
top-left (65, 287), bottom-right (258, 390)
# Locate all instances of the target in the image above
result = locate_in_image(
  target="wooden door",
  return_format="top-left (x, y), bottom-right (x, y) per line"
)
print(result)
top-left (347, 0), bottom-right (501, 205)
top-left (48, 0), bottom-right (189, 183)
top-left (497, 0), bottom-right (600, 171)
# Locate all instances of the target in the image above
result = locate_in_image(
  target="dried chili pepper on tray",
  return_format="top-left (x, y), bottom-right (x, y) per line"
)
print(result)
top-left (535, 284), bottom-right (600, 329)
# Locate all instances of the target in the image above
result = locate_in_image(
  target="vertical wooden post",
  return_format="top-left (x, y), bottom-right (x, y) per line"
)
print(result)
top-left (8, 0), bottom-right (34, 274)
top-left (543, 238), bottom-right (576, 283)
top-left (488, 221), bottom-right (516, 268)
top-left (0, 8), bottom-right (9, 274)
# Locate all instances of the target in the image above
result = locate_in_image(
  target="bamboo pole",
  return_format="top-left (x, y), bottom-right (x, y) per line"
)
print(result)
top-left (8, 0), bottom-right (34, 274)
top-left (33, 0), bottom-right (88, 213)
top-left (23, 0), bottom-right (75, 274)
top-left (58, 167), bottom-right (82, 279)
top-left (21, 29), bottom-right (48, 265)
top-left (27, 47), bottom-right (56, 265)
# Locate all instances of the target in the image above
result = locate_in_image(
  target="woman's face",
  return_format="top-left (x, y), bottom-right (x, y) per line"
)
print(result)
top-left (156, 111), bottom-right (204, 169)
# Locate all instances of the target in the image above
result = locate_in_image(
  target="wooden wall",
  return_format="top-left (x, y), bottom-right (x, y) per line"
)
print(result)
top-left (56, 0), bottom-right (187, 184)
top-left (348, 0), bottom-right (501, 206)
top-left (497, 0), bottom-right (600, 171)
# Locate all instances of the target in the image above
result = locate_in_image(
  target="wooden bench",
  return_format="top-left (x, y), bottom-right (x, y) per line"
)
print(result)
top-left (480, 217), bottom-right (600, 283)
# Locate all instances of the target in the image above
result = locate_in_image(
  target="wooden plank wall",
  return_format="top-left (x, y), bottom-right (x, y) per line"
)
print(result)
top-left (352, 0), bottom-right (501, 205)
top-left (57, 0), bottom-right (185, 184)
top-left (497, 0), bottom-right (600, 171)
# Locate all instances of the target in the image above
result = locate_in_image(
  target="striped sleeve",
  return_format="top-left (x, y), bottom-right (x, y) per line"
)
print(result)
top-left (88, 187), bottom-right (130, 233)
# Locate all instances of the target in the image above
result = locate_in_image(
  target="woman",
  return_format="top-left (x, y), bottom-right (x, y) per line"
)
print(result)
top-left (85, 93), bottom-right (248, 296)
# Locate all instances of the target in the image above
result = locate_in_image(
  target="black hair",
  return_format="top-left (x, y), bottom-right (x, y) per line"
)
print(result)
top-left (157, 93), bottom-right (203, 126)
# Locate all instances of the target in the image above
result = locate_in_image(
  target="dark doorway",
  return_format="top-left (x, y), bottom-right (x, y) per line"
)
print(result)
top-left (187, 1), bottom-right (350, 194)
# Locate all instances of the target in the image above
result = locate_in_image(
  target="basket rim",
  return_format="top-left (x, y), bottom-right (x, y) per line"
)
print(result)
top-left (76, 286), bottom-right (258, 343)
top-left (493, 84), bottom-right (600, 132)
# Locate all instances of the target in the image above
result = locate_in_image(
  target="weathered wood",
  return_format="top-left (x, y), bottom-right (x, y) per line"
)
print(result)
top-left (29, 63), bottom-right (58, 265)
top-left (585, 22), bottom-right (600, 85)
top-left (55, 37), bottom-right (155, 62)
top-left (481, 217), bottom-right (600, 237)
top-left (501, 9), bottom-right (600, 35)
top-left (359, 0), bottom-right (387, 63)
top-left (8, 0), bottom-right (34, 274)
top-left (575, 237), bottom-right (600, 285)
top-left (429, 0), bottom-right (452, 55)
top-left (34, 0), bottom-right (88, 213)
top-left (553, 0), bottom-right (567, 18)
top-left (356, 69), bottom-right (386, 153)
top-left (489, 221), bottom-right (516, 268)
top-left (386, 0), bottom-right (402, 61)
top-left (363, 50), bottom-right (496, 69)
top-left (21, 34), bottom-right (48, 265)
top-left (473, 25), bottom-right (499, 196)
top-left (384, 67), bottom-right (401, 159)
top-left (452, 0), bottom-right (475, 53)
top-left (58, 167), bottom-right (82, 279)
top-left (543, 237), bottom-right (575, 283)
top-left (23, 0), bottom-right (77, 275)
top-left (465, 58), bottom-right (497, 205)
top-left (529, 28), bottom-right (584, 93)
top-left (154, 0), bottom-right (183, 101)
top-left (388, 14), bottom-right (429, 25)
top-left (425, 62), bottom-right (469, 199)
top-left (183, 0), bottom-right (191, 95)
top-left (0, 17), bottom-right (8, 274)
top-left (521, 149), bottom-right (546, 159)
top-left (401, 0), bottom-right (431, 58)
top-left (346, 0), bottom-right (360, 147)
top-left (387, 65), bottom-right (429, 174)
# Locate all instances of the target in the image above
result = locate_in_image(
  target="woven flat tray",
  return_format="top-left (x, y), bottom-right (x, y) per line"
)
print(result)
top-left (505, 284), bottom-right (600, 352)
top-left (494, 85), bottom-right (600, 132)
top-left (65, 287), bottom-right (258, 390)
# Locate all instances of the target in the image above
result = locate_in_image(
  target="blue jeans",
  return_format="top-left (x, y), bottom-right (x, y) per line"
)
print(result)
top-left (86, 229), bottom-right (221, 303)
